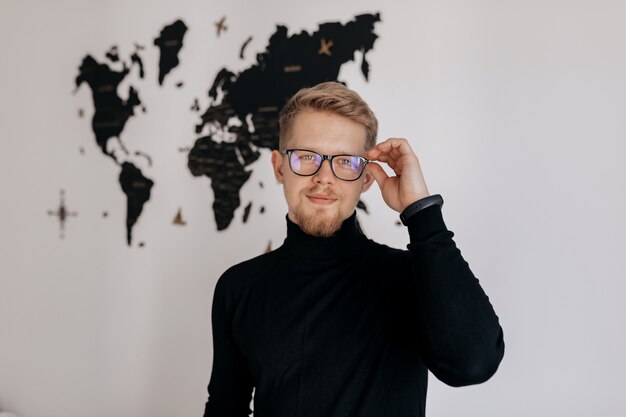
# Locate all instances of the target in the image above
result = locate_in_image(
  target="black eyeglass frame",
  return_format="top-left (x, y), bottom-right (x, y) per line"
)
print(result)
top-left (280, 148), bottom-right (370, 181)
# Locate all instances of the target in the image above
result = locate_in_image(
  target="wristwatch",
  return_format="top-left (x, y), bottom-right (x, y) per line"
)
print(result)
top-left (399, 194), bottom-right (444, 225)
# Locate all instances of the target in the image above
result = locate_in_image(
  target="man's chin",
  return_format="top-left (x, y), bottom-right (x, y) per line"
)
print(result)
top-left (293, 207), bottom-right (344, 237)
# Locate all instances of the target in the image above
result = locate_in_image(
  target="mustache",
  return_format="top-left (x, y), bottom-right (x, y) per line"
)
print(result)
top-left (307, 186), bottom-right (338, 199)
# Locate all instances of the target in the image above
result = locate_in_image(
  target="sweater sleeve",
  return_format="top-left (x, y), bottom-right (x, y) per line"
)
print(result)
top-left (404, 204), bottom-right (505, 387)
top-left (203, 274), bottom-right (254, 416)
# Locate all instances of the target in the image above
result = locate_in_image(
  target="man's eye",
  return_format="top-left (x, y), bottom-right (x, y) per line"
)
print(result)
top-left (300, 155), bottom-right (315, 161)
top-left (337, 157), bottom-right (359, 168)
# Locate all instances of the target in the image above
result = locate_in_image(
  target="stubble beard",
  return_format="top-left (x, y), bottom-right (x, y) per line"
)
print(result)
top-left (293, 207), bottom-right (345, 237)
top-left (292, 188), bottom-right (345, 237)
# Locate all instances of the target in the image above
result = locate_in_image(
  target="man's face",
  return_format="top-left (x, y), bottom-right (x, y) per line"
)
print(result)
top-left (271, 110), bottom-right (374, 237)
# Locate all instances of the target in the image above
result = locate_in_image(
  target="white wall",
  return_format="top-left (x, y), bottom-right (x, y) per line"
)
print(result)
top-left (1, 0), bottom-right (625, 416)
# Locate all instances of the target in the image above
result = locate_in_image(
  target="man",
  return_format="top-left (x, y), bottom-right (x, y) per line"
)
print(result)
top-left (203, 82), bottom-right (505, 417)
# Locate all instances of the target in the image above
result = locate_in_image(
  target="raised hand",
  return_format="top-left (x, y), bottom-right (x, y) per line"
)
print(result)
top-left (365, 138), bottom-right (430, 213)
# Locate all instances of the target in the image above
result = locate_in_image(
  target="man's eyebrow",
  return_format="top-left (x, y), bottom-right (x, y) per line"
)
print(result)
top-left (289, 146), bottom-right (365, 156)
top-left (329, 149), bottom-right (364, 155)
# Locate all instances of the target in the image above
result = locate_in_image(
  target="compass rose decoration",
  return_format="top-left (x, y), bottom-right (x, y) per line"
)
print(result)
top-left (47, 189), bottom-right (78, 238)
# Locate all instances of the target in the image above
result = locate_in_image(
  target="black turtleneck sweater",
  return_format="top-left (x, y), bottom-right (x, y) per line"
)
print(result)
top-left (203, 205), bottom-right (505, 417)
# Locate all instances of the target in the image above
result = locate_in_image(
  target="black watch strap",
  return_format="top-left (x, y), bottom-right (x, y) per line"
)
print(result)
top-left (399, 194), bottom-right (444, 225)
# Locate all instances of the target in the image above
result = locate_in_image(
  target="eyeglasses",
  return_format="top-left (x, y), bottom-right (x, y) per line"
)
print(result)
top-left (281, 149), bottom-right (369, 181)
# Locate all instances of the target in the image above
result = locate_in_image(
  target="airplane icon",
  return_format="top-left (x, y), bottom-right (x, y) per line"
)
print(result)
top-left (215, 16), bottom-right (228, 37)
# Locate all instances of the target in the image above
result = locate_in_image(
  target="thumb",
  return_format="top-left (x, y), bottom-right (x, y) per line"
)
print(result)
top-left (366, 162), bottom-right (388, 186)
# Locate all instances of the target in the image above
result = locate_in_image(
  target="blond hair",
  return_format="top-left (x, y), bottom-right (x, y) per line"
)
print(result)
top-left (278, 82), bottom-right (378, 150)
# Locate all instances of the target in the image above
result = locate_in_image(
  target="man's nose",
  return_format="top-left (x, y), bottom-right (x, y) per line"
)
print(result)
top-left (313, 159), bottom-right (335, 184)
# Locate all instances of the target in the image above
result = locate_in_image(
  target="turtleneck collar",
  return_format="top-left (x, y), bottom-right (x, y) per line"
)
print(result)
top-left (281, 210), bottom-right (369, 260)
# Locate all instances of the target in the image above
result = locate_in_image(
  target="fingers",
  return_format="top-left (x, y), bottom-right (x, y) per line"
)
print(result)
top-left (365, 162), bottom-right (388, 186)
top-left (366, 137), bottom-right (415, 158)
top-left (365, 138), bottom-right (417, 167)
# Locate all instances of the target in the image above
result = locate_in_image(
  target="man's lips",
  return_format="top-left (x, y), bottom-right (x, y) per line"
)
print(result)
top-left (307, 194), bottom-right (337, 205)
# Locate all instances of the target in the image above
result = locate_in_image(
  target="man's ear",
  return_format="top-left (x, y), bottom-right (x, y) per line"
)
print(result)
top-left (360, 170), bottom-right (375, 193)
top-left (271, 150), bottom-right (285, 184)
